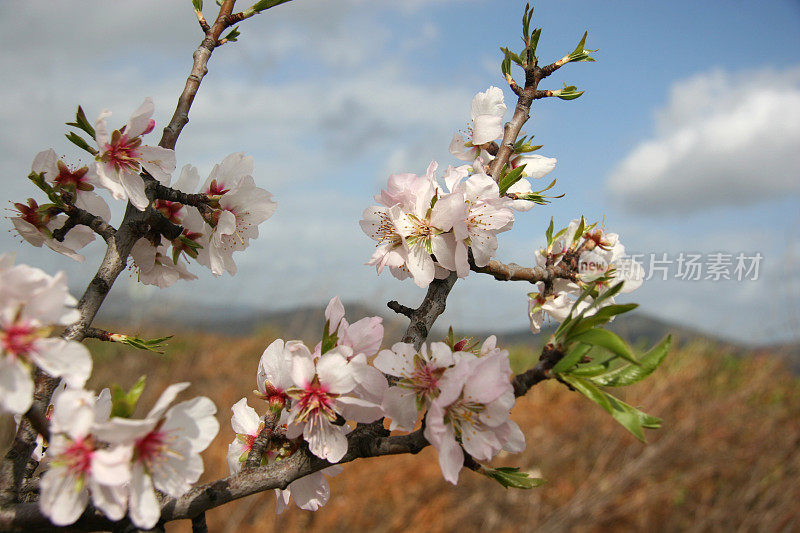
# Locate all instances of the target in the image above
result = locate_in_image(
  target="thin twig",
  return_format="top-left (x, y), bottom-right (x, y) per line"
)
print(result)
top-left (52, 205), bottom-right (117, 243)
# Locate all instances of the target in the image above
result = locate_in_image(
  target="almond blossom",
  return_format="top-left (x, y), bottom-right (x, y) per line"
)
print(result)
top-left (39, 388), bottom-right (130, 526)
top-left (374, 341), bottom-right (455, 431)
top-left (285, 347), bottom-right (383, 463)
top-left (424, 349), bottom-right (525, 484)
top-left (0, 257), bottom-right (91, 414)
top-left (389, 177), bottom-right (468, 287)
top-left (130, 237), bottom-right (198, 289)
top-left (94, 383), bottom-right (219, 529)
top-left (505, 153), bottom-right (558, 212)
top-left (226, 398), bottom-right (342, 513)
top-left (94, 97), bottom-right (176, 210)
top-left (31, 148), bottom-right (111, 221)
top-left (10, 199), bottom-right (95, 262)
top-left (194, 154), bottom-right (277, 276)
top-left (450, 87), bottom-right (507, 162)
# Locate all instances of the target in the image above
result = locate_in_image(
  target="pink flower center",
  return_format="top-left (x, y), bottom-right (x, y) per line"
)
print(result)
top-left (206, 179), bottom-right (230, 196)
top-left (63, 438), bottom-right (94, 476)
top-left (409, 362), bottom-right (444, 397)
top-left (135, 430), bottom-right (167, 465)
top-left (154, 200), bottom-right (183, 223)
top-left (54, 161), bottom-right (90, 189)
top-left (1, 322), bottom-right (36, 356)
top-left (296, 382), bottom-right (335, 422)
top-left (13, 200), bottom-right (47, 229)
top-left (101, 130), bottom-right (142, 172)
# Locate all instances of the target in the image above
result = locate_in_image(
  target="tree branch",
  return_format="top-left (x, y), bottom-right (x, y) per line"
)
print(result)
top-left (470, 257), bottom-right (575, 285)
top-left (243, 410), bottom-right (280, 469)
top-left (52, 205), bottom-right (117, 243)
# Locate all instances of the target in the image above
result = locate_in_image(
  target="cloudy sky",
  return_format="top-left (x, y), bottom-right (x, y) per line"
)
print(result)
top-left (1, 0), bottom-right (798, 345)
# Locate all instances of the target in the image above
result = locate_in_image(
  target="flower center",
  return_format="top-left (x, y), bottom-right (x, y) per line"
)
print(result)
top-left (13, 200), bottom-right (47, 229)
top-left (135, 429), bottom-right (168, 466)
top-left (100, 130), bottom-right (142, 172)
top-left (54, 161), bottom-right (90, 190)
top-left (1, 322), bottom-right (37, 356)
top-left (63, 438), bottom-right (94, 476)
top-left (154, 200), bottom-right (183, 223)
top-left (294, 382), bottom-right (336, 422)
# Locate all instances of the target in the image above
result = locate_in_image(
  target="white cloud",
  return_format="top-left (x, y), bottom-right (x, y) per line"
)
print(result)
top-left (607, 67), bottom-right (800, 214)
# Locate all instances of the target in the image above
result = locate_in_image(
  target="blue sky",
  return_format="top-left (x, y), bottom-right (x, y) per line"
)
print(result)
top-left (1, 0), bottom-right (798, 344)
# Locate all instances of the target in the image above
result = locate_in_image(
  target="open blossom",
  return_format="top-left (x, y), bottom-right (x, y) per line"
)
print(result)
top-left (528, 279), bottom-right (581, 333)
top-left (130, 237), bottom-right (197, 289)
top-left (0, 257), bottom-right (91, 414)
top-left (10, 199), bottom-right (95, 262)
top-left (94, 98), bottom-right (176, 211)
top-left (388, 170), bottom-right (468, 287)
top-left (31, 148), bottom-right (111, 222)
top-left (95, 383), bottom-right (219, 529)
top-left (39, 388), bottom-right (129, 526)
top-left (322, 297), bottom-right (387, 415)
top-left (374, 342), bottom-right (455, 431)
top-left (446, 167), bottom-right (515, 271)
top-left (285, 347), bottom-right (383, 462)
top-left (424, 349), bottom-right (525, 484)
top-left (506, 153), bottom-right (558, 212)
top-left (193, 154), bottom-right (277, 276)
top-left (226, 399), bottom-right (342, 513)
top-left (450, 87), bottom-right (507, 162)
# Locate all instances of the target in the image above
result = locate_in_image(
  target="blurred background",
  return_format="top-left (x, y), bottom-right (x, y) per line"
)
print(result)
top-left (1, 0), bottom-right (799, 530)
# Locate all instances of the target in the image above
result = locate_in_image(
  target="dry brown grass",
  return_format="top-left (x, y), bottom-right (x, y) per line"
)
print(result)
top-left (3, 331), bottom-right (799, 532)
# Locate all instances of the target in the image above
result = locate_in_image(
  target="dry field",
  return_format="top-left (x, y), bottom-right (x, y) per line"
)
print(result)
top-left (3, 328), bottom-right (799, 532)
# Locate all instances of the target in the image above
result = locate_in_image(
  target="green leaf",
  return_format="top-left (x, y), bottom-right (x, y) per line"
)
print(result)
top-left (590, 336), bottom-right (671, 387)
top-left (498, 165), bottom-right (526, 195)
top-left (555, 84), bottom-right (585, 100)
top-left (250, 0), bottom-right (293, 12)
top-left (65, 132), bottom-right (97, 156)
top-left (560, 374), bottom-right (660, 442)
top-left (321, 320), bottom-right (339, 355)
top-left (563, 303), bottom-right (638, 338)
top-left (501, 47), bottom-right (523, 67)
top-left (192, 0), bottom-right (203, 10)
top-left (65, 106), bottom-right (96, 139)
top-left (568, 328), bottom-right (639, 365)
top-left (545, 217), bottom-right (554, 246)
top-left (110, 375), bottom-right (147, 419)
top-left (222, 26), bottom-right (240, 42)
top-left (567, 31), bottom-right (597, 62)
top-left (569, 358), bottom-right (615, 377)
top-left (552, 342), bottom-right (591, 374)
top-left (115, 334), bottom-right (173, 354)
top-left (484, 466), bottom-right (546, 489)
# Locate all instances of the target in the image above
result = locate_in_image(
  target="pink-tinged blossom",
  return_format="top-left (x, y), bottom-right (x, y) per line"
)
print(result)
top-left (39, 389), bottom-right (130, 526)
top-left (130, 237), bottom-right (197, 289)
top-left (324, 296), bottom-right (384, 358)
top-left (449, 87), bottom-right (507, 162)
top-left (198, 164), bottom-right (276, 276)
top-left (390, 183), bottom-right (468, 288)
top-left (256, 339), bottom-right (295, 410)
top-left (94, 383), bottom-right (219, 530)
top-left (226, 399), bottom-right (342, 513)
top-left (0, 258), bottom-right (91, 414)
top-left (10, 199), bottom-right (95, 262)
top-left (31, 148), bottom-right (111, 222)
top-left (506, 154), bottom-right (558, 212)
top-left (94, 98), bottom-right (176, 211)
top-left (374, 342), bottom-right (455, 432)
top-left (528, 280), bottom-right (581, 334)
top-left (285, 348), bottom-right (382, 463)
top-left (447, 171), bottom-right (515, 271)
top-left (424, 350), bottom-right (525, 484)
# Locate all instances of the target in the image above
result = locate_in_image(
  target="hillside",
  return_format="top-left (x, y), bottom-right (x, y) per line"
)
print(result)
top-left (3, 325), bottom-right (798, 532)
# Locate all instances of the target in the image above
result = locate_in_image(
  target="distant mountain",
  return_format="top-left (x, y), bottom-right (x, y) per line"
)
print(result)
top-left (96, 293), bottom-right (763, 355)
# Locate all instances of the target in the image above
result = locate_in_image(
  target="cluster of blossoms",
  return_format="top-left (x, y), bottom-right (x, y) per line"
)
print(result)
top-left (10, 98), bottom-right (276, 285)
top-left (0, 256), bottom-right (219, 528)
top-left (528, 217), bottom-right (645, 333)
top-left (227, 297), bottom-right (524, 512)
top-left (40, 382), bottom-right (218, 528)
top-left (360, 87), bottom-right (557, 288)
